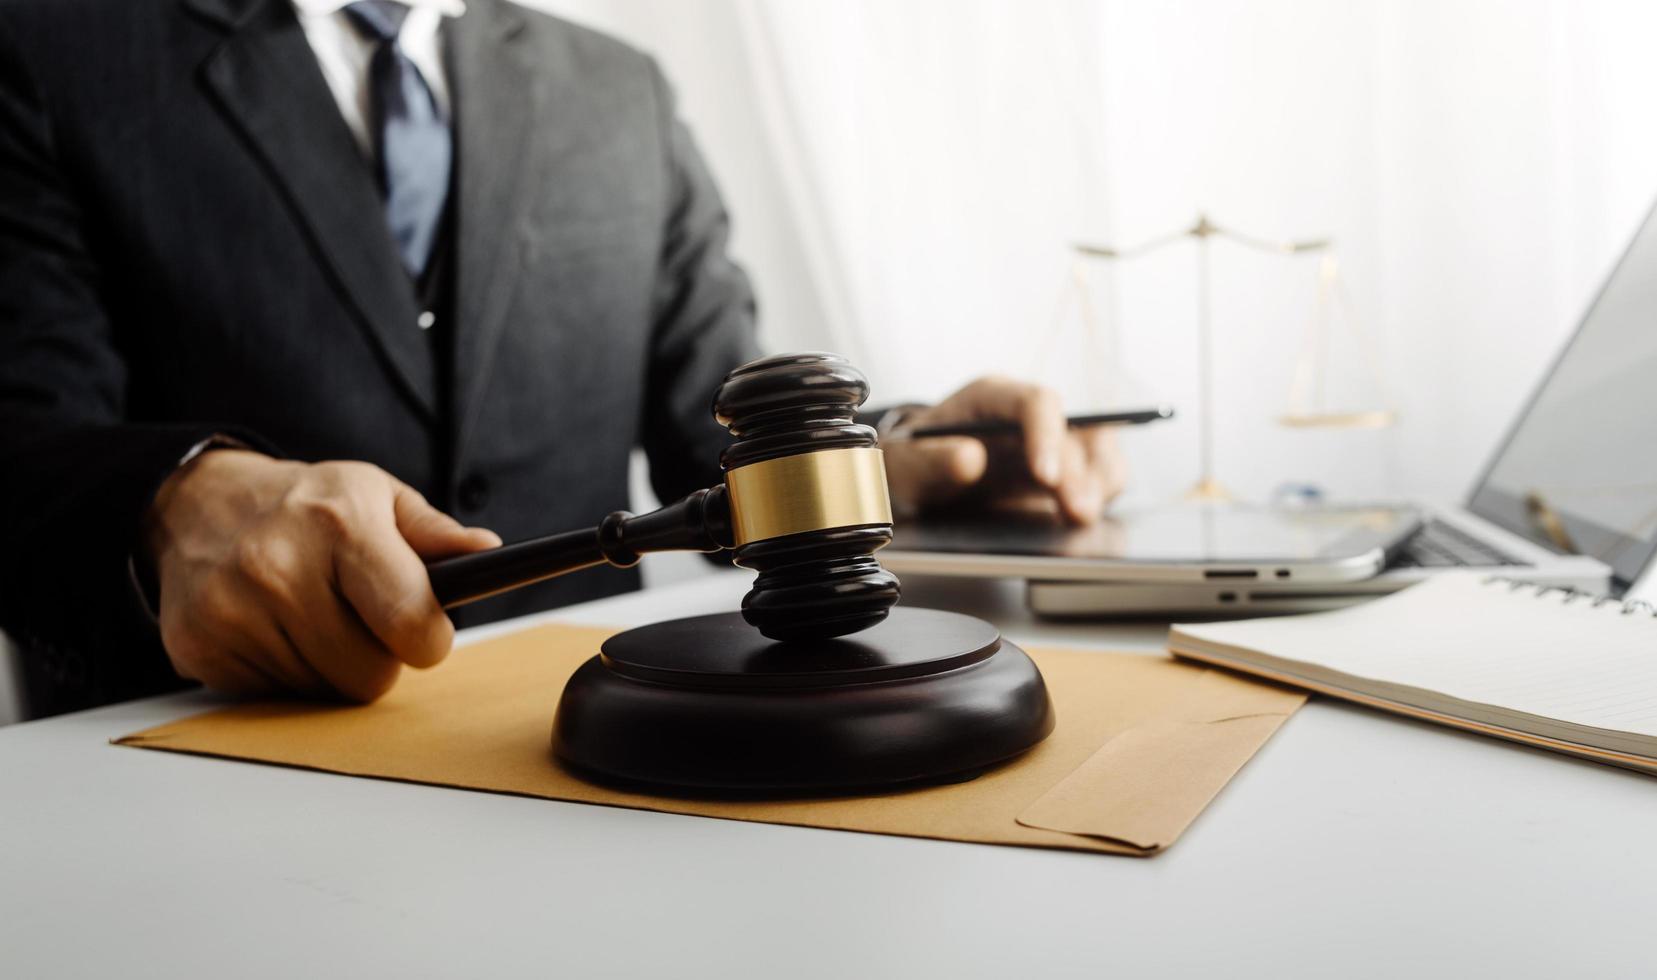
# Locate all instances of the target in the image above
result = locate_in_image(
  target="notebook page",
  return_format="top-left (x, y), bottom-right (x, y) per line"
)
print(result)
top-left (1174, 574), bottom-right (1657, 738)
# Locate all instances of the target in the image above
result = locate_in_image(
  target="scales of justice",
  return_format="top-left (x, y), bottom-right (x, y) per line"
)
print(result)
top-left (1047, 212), bottom-right (1397, 502)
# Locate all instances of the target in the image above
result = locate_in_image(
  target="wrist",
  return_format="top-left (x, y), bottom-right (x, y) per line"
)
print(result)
top-left (145, 437), bottom-right (256, 535)
top-left (135, 438), bottom-right (261, 613)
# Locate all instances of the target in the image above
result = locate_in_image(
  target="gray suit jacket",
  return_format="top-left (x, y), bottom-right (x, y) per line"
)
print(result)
top-left (0, 0), bottom-right (760, 714)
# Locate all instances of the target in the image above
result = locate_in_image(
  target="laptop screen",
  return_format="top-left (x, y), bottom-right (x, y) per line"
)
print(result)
top-left (1469, 198), bottom-right (1657, 588)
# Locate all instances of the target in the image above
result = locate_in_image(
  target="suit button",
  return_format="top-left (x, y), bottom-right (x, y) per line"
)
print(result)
top-left (457, 475), bottom-right (490, 513)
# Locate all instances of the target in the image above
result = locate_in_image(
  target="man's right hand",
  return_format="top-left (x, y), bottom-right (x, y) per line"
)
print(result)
top-left (141, 450), bottom-right (501, 702)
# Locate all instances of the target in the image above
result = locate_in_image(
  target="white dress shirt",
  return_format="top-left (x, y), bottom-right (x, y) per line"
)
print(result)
top-left (291, 0), bottom-right (466, 157)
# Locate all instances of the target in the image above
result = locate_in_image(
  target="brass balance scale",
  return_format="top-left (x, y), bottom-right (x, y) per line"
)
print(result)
top-left (1036, 213), bottom-right (1396, 501)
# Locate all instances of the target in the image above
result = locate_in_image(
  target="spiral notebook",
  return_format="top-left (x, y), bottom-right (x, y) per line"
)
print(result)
top-left (1169, 573), bottom-right (1657, 773)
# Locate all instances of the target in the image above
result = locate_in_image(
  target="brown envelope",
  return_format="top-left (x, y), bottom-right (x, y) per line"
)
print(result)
top-left (116, 623), bottom-right (1304, 856)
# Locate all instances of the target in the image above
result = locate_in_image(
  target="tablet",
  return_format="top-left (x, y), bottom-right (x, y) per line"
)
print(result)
top-left (880, 503), bottom-right (1421, 584)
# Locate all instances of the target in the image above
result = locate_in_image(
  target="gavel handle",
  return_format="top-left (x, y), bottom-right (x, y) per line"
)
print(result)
top-left (428, 486), bottom-right (735, 608)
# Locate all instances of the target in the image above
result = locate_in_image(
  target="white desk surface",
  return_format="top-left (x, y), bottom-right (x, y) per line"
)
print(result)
top-left (3, 571), bottom-right (1655, 979)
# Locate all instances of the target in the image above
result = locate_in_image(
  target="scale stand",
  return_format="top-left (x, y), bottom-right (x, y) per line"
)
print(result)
top-left (1075, 213), bottom-right (1394, 502)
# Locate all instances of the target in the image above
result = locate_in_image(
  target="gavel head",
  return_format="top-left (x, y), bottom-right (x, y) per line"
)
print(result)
top-left (712, 352), bottom-right (901, 641)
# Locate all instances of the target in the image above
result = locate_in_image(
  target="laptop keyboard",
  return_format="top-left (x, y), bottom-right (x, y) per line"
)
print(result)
top-left (1392, 517), bottom-right (1525, 568)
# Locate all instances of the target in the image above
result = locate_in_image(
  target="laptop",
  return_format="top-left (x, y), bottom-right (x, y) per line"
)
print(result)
top-left (882, 503), bottom-right (1425, 585)
top-left (893, 195), bottom-right (1657, 616)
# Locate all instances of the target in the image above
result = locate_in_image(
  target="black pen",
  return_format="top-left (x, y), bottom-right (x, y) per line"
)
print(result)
top-left (902, 405), bottom-right (1175, 440)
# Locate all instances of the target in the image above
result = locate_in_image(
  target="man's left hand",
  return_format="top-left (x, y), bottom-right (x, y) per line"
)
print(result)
top-left (880, 377), bottom-right (1127, 524)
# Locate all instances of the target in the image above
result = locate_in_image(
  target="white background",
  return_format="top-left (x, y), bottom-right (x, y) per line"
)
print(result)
top-left (536, 0), bottom-right (1657, 508)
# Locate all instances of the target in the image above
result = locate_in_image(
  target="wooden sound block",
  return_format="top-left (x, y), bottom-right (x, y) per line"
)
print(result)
top-left (551, 607), bottom-right (1055, 795)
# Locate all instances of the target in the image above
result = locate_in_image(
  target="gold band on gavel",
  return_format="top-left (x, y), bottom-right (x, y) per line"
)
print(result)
top-left (724, 447), bottom-right (893, 546)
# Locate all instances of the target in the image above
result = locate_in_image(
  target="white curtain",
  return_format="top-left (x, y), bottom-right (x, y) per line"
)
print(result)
top-left (529, 0), bottom-right (1657, 505)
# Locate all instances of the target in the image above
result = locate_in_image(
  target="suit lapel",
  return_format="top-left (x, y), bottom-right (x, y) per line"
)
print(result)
top-left (448, 0), bottom-right (551, 447)
top-left (187, 0), bottom-right (437, 419)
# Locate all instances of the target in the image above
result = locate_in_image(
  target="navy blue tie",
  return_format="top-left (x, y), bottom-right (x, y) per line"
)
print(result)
top-left (345, 0), bottom-right (451, 279)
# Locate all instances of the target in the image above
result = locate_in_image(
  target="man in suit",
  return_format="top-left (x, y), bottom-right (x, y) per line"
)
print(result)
top-left (0, 0), bottom-right (1124, 715)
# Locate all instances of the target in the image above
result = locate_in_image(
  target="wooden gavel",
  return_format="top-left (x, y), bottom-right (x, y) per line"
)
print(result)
top-left (425, 352), bottom-right (901, 641)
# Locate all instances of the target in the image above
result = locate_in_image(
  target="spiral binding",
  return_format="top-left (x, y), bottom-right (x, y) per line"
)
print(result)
top-left (1482, 576), bottom-right (1657, 618)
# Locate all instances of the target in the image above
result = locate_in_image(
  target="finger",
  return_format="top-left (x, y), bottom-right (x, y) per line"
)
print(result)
top-left (391, 482), bottom-right (502, 559)
top-left (335, 510), bottom-right (455, 671)
top-left (164, 634), bottom-right (257, 693)
top-left (977, 488), bottom-right (1065, 520)
top-left (172, 630), bottom-right (289, 697)
top-left (1018, 388), bottom-right (1069, 489)
top-left (210, 647), bottom-right (291, 697)
top-left (883, 436), bottom-right (987, 512)
top-left (1054, 436), bottom-right (1107, 525)
top-left (164, 576), bottom-right (313, 696)
top-left (279, 579), bottom-right (402, 703)
top-left (243, 619), bottom-right (333, 695)
top-left (1084, 426), bottom-right (1128, 504)
top-left (952, 379), bottom-right (1067, 488)
top-left (216, 533), bottom-right (346, 695)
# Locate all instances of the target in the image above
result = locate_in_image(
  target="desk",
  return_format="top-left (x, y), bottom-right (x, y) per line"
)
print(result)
top-left (3, 571), bottom-right (1654, 979)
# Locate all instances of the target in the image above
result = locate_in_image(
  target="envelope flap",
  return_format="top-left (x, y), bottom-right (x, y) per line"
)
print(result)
top-left (1016, 669), bottom-right (1304, 853)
